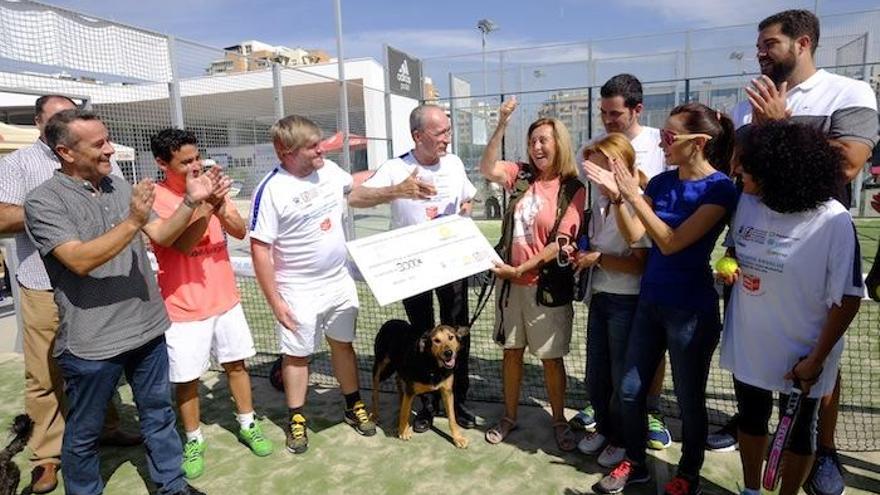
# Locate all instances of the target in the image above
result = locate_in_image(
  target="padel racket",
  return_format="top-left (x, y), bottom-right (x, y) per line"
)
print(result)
top-left (762, 378), bottom-right (804, 491)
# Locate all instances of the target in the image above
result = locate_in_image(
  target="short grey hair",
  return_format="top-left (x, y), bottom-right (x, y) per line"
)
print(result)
top-left (45, 108), bottom-right (102, 150)
top-left (270, 115), bottom-right (321, 151)
top-left (409, 105), bottom-right (443, 133)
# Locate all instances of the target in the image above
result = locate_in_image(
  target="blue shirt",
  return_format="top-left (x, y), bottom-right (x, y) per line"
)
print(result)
top-left (640, 170), bottom-right (738, 312)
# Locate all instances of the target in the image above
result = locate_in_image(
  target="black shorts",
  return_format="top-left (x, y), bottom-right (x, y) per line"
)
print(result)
top-left (734, 377), bottom-right (819, 456)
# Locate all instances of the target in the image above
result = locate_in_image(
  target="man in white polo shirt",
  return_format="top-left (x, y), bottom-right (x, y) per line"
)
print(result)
top-left (570, 74), bottom-right (673, 452)
top-left (250, 115), bottom-right (376, 456)
top-left (728, 10), bottom-right (878, 495)
top-left (348, 104), bottom-right (477, 432)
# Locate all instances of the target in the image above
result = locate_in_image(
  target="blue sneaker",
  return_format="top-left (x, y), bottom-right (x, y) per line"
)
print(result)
top-left (569, 405), bottom-right (596, 432)
top-left (647, 411), bottom-right (672, 450)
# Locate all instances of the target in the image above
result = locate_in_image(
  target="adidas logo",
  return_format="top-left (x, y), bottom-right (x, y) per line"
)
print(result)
top-left (396, 60), bottom-right (412, 86)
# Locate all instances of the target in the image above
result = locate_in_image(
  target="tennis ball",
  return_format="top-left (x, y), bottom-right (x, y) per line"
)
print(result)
top-left (715, 256), bottom-right (739, 278)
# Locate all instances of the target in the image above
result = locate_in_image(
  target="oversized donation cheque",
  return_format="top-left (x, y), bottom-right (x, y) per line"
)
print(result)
top-left (346, 215), bottom-right (501, 306)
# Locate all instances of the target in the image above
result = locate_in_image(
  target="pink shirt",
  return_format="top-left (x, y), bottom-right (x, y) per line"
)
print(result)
top-left (502, 162), bottom-right (585, 286)
top-left (151, 184), bottom-right (239, 322)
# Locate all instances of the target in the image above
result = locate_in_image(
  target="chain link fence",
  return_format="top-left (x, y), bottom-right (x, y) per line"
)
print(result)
top-left (1, 0), bottom-right (879, 451)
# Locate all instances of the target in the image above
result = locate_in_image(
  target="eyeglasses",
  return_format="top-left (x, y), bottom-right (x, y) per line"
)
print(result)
top-left (659, 128), bottom-right (713, 146)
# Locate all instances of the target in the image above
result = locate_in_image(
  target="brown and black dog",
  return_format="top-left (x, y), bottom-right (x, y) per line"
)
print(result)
top-left (371, 319), bottom-right (469, 448)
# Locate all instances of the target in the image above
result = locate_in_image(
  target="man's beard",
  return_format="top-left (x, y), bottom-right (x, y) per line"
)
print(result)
top-left (762, 50), bottom-right (797, 85)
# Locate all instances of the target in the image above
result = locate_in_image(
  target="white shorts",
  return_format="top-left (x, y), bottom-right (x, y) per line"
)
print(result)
top-left (165, 303), bottom-right (256, 383)
top-left (277, 277), bottom-right (359, 357)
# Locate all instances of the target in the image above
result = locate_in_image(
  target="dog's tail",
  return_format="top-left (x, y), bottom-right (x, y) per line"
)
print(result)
top-left (0, 414), bottom-right (33, 464)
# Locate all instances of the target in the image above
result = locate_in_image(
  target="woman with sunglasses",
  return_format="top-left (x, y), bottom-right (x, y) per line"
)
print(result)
top-left (593, 102), bottom-right (737, 495)
top-left (575, 133), bottom-right (651, 469)
top-left (480, 96), bottom-right (585, 452)
top-left (719, 122), bottom-right (861, 495)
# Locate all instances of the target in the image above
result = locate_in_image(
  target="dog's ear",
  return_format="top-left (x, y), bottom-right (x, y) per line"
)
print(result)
top-left (456, 326), bottom-right (470, 338)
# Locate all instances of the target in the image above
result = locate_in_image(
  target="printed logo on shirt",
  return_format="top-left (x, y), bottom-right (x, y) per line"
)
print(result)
top-left (766, 232), bottom-right (799, 257)
top-left (738, 225), bottom-right (768, 244)
top-left (292, 187), bottom-right (320, 206)
top-left (742, 273), bottom-right (762, 294)
top-left (513, 192), bottom-right (543, 245)
top-left (320, 218), bottom-right (332, 231)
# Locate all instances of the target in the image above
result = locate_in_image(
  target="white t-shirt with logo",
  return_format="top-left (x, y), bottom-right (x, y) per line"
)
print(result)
top-left (720, 194), bottom-right (864, 398)
top-left (363, 151), bottom-right (477, 229)
top-left (249, 159), bottom-right (353, 289)
top-left (629, 126), bottom-right (669, 180)
top-left (588, 194), bottom-right (652, 295)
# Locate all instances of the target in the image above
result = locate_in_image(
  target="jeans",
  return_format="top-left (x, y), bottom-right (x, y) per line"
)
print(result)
top-left (587, 292), bottom-right (639, 446)
top-left (619, 300), bottom-right (720, 477)
top-left (403, 277), bottom-right (470, 403)
top-left (57, 336), bottom-right (185, 495)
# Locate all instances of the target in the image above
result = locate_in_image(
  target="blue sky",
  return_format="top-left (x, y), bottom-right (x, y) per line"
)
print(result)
top-left (43, 0), bottom-right (880, 61)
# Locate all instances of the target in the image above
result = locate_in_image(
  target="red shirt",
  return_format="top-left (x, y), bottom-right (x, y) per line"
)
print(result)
top-left (150, 183), bottom-right (239, 322)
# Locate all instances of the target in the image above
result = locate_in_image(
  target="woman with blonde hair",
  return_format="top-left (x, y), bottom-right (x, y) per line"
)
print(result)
top-left (574, 133), bottom-right (650, 469)
top-left (480, 97), bottom-right (585, 452)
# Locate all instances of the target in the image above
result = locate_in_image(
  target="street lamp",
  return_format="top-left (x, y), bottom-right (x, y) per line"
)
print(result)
top-left (729, 51), bottom-right (744, 75)
top-left (477, 18), bottom-right (499, 96)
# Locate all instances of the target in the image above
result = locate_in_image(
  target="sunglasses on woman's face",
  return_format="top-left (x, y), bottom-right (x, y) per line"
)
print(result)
top-left (659, 128), bottom-right (713, 146)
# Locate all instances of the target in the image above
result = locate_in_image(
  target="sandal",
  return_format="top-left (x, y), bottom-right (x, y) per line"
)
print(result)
top-left (553, 421), bottom-right (576, 452)
top-left (485, 417), bottom-right (517, 445)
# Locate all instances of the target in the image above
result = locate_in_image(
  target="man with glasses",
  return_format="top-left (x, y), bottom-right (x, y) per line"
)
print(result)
top-left (727, 10), bottom-right (878, 495)
top-left (349, 104), bottom-right (477, 432)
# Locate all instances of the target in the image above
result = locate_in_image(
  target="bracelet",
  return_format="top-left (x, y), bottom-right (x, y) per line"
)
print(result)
top-left (182, 195), bottom-right (201, 209)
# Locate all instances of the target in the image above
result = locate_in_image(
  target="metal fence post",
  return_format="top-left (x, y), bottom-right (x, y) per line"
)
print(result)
top-left (272, 62), bottom-right (284, 121)
top-left (167, 35), bottom-right (184, 130)
top-left (449, 72), bottom-right (459, 157)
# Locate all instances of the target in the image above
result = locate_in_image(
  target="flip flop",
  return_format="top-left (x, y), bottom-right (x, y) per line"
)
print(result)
top-left (553, 421), bottom-right (576, 452)
top-left (485, 416), bottom-right (517, 445)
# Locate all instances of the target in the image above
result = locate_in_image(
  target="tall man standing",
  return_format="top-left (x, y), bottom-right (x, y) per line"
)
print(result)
top-left (148, 128), bottom-right (273, 480)
top-left (24, 109), bottom-right (208, 495)
top-left (571, 74), bottom-right (673, 452)
top-left (730, 10), bottom-right (878, 495)
top-left (348, 104), bottom-right (478, 431)
top-left (0, 95), bottom-right (141, 494)
top-left (250, 115), bottom-right (376, 456)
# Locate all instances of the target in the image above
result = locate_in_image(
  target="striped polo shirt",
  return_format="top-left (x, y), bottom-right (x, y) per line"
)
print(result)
top-left (732, 69), bottom-right (879, 208)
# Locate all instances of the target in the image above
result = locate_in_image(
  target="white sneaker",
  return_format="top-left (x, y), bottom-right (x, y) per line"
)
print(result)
top-left (598, 444), bottom-right (626, 468)
top-left (577, 431), bottom-right (606, 455)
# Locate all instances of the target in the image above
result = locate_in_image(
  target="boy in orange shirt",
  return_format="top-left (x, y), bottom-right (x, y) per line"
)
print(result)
top-left (149, 129), bottom-right (273, 480)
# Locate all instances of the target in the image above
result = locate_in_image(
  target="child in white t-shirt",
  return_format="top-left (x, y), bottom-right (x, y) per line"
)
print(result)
top-left (719, 122), bottom-right (863, 495)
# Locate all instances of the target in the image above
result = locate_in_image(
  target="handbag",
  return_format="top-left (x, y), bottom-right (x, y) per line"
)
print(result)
top-left (535, 177), bottom-right (584, 307)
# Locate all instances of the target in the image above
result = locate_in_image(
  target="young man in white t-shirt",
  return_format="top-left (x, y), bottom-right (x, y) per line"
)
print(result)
top-left (570, 74), bottom-right (673, 451)
top-left (349, 105), bottom-right (478, 432)
top-left (723, 12), bottom-right (879, 492)
top-left (250, 115), bottom-right (376, 455)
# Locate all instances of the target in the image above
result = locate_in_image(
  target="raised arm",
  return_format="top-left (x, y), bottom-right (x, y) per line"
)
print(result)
top-left (142, 167), bottom-right (213, 247)
top-left (612, 159), bottom-right (730, 256)
top-left (480, 97), bottom-right (519, 185)
top-left (38, 180), bottom-right (154, 277)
